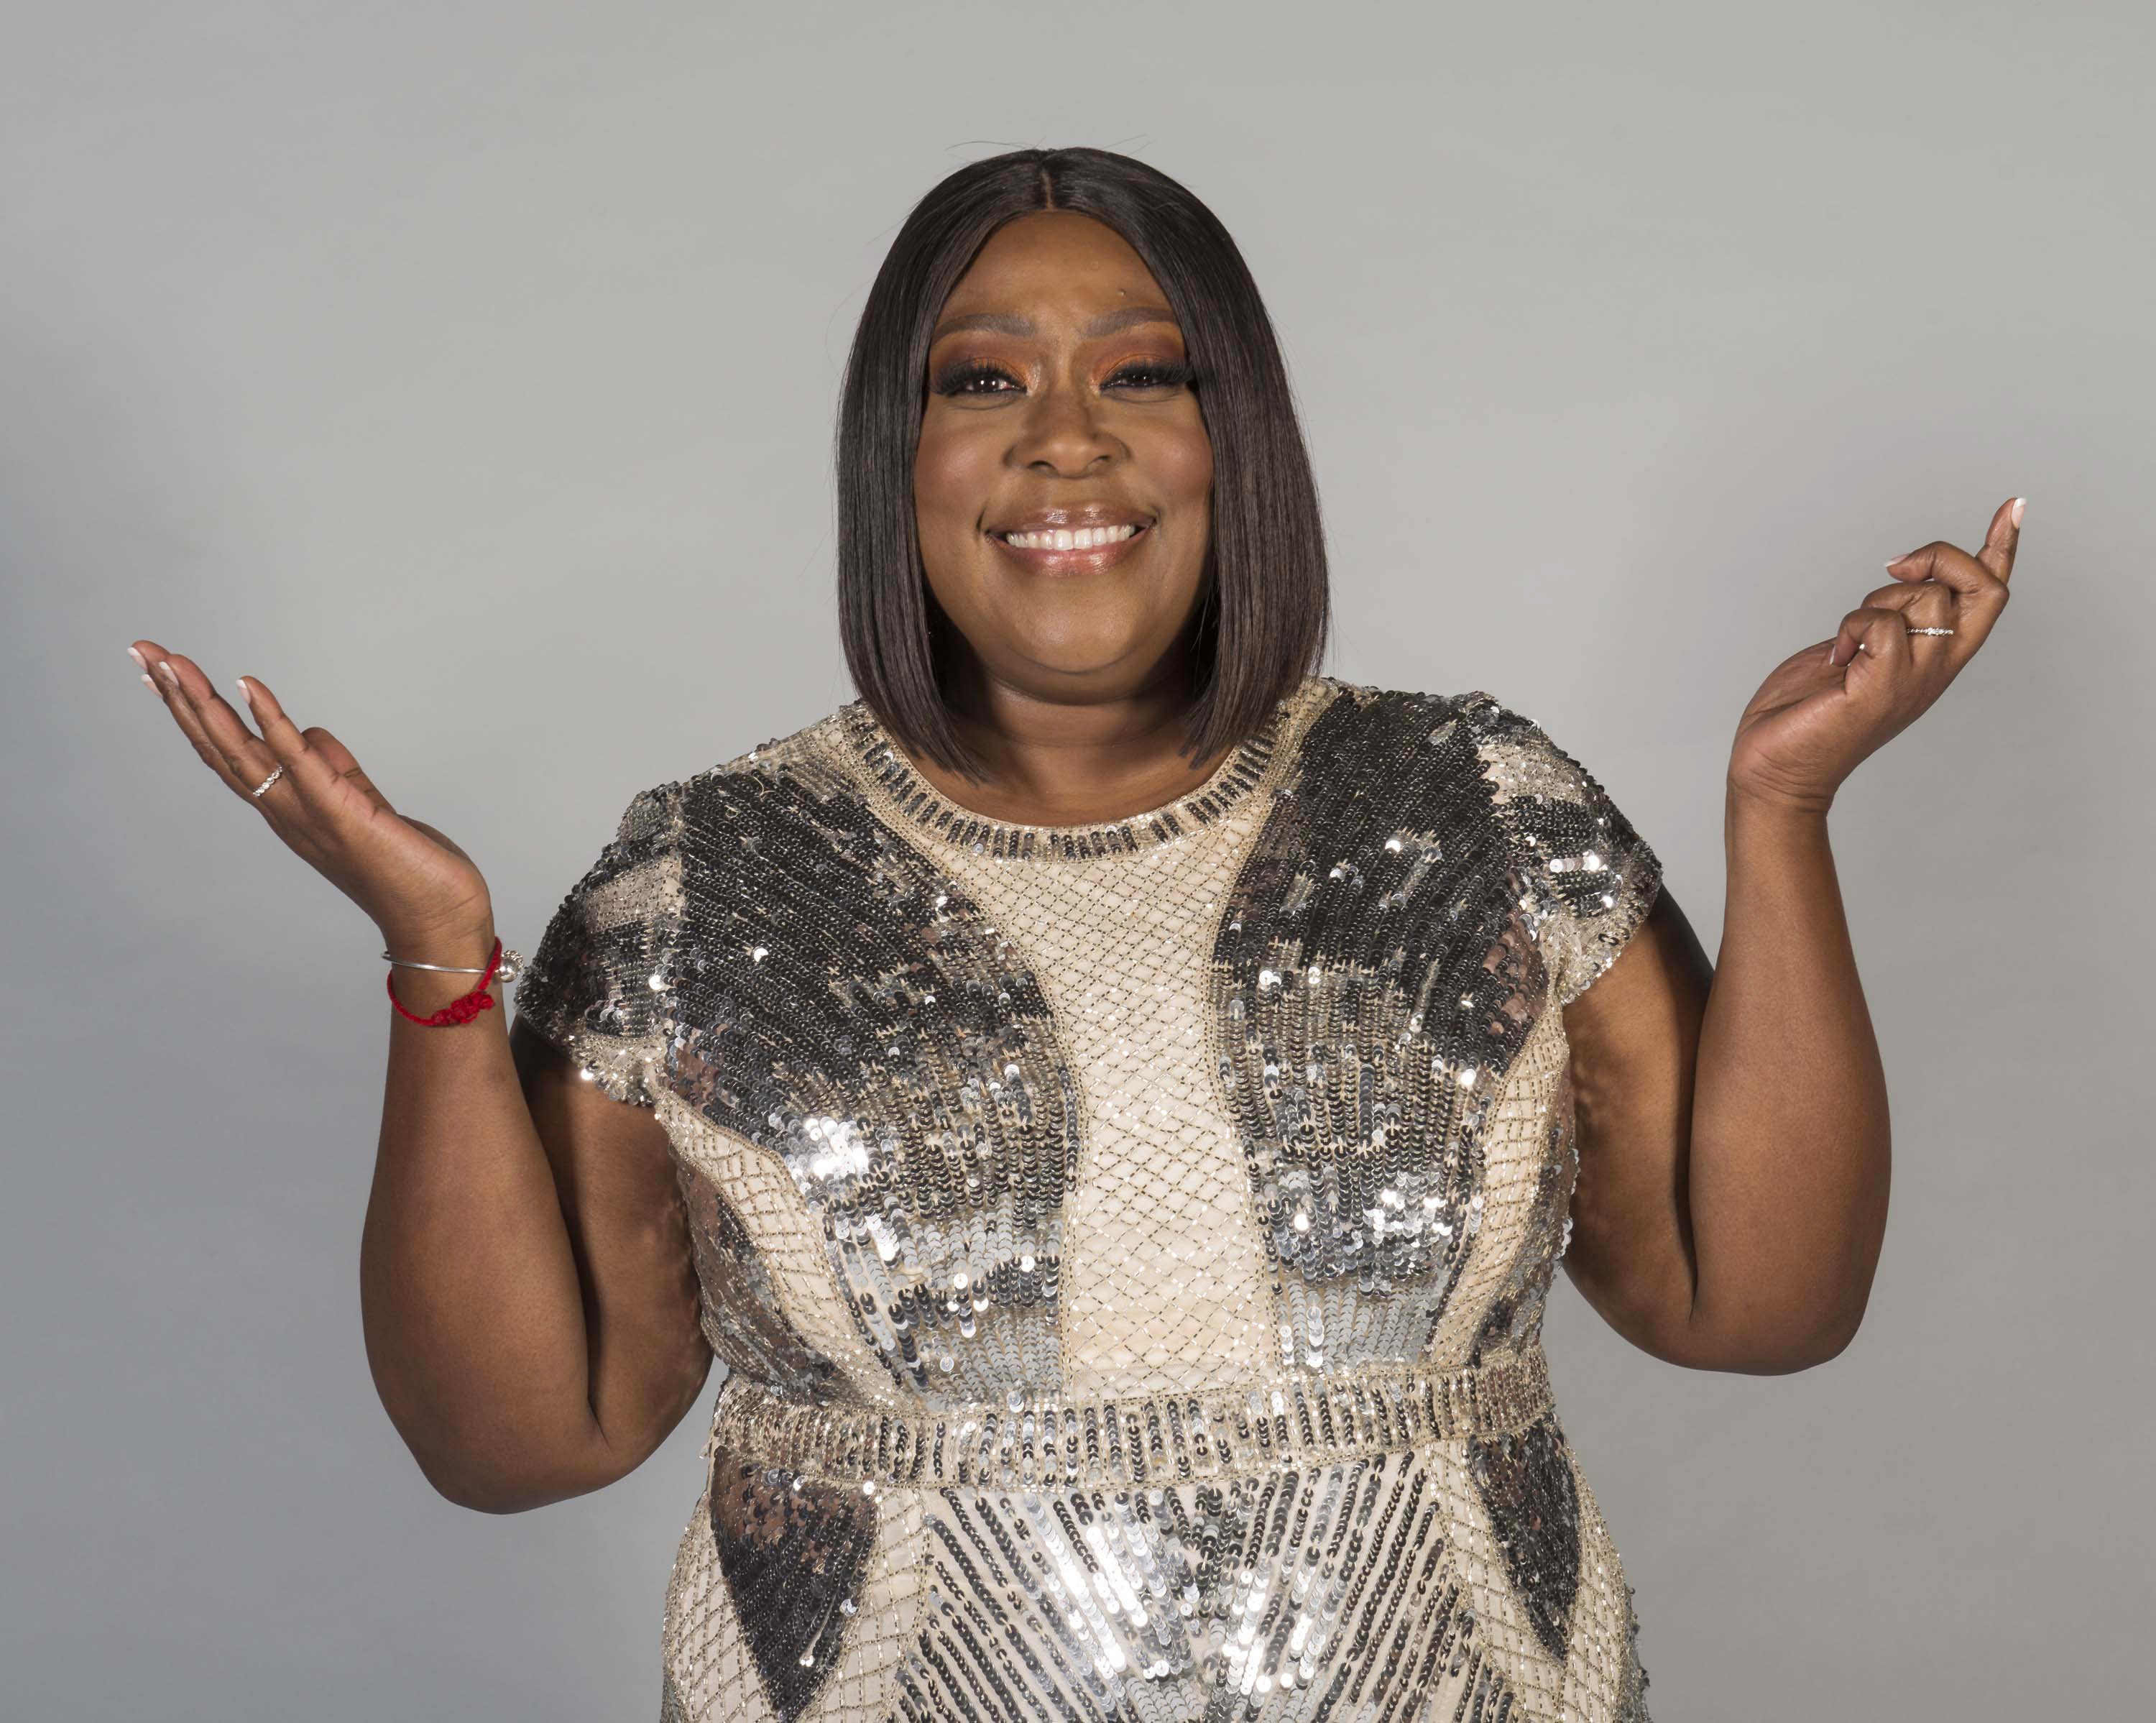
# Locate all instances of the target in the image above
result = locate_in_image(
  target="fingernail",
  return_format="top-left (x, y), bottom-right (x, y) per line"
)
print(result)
top-left (139, 673), bottom-right (155, 689)
top-left (236, 676), bottom-right (253, 704)
top-left (126, 646), bottom-right (145, 669)
top-left (2010, 497), bottom-right (2027, 526)
top-left (157, 660), bottom-right (179, 686)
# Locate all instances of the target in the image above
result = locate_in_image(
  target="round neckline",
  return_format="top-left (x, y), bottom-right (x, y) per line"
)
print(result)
top-left (837, 679), bottom-right (1320, 859)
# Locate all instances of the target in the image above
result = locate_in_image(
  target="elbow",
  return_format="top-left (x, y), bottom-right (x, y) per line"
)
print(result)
top-left (366, 1356), bottom-right (627, 1514)
top-left (413, 1444), bottom-right (609, 1515)
top-left (1745, 1321), bottom-right (1861, 1375)
top-left (1779, 1279), bottom-right (1876, 1371)
top-left (407, 1443), bottom-right (545, 1515)
top-left (423, 1464), bottom-right (545, 1516)
top-left (1682, 1289), bottom-right (1871, 1375)
top-left (1795, 1305), bottom-right (1868, 1370)
top-left (380, 1400), bottom-right (619, 1514)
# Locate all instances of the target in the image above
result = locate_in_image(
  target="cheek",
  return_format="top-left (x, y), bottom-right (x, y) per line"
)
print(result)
top-left (912, 417), bottom-right (992, 541)
top-left (1149, 415), bottom-right (1215, 518)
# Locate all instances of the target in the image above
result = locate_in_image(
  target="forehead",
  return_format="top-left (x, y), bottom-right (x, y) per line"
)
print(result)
top-left (935, 211), bottom-right (1172, 333)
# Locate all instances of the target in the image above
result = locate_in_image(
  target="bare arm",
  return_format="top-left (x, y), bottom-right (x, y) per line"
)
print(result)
top-left (360, 917), bottom-right (711, 1512)
top-left (1557, 495), bottom-right (2022, 1373)
top-left (1560, 840), bottom-right (1889, 1376)
top-left (130, 640), bottom-right (710, 1514)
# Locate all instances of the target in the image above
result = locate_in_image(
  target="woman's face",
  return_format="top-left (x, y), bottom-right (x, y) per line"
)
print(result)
top-left (914, 211), bottom-right (1214, 708)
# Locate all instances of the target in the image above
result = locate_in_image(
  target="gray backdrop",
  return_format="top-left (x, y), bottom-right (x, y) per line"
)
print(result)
top-left (6, 2), bottom-right (2150, 1717)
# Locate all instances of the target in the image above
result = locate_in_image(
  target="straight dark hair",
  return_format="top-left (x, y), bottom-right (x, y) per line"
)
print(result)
top-left (835, 147), bottom-right (1331, 781)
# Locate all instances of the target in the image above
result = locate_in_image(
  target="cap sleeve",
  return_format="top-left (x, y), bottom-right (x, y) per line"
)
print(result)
top-left (1462, 691), bottom-right (1664, 1008)
top-left (512, 779), bottom-right (685, 1108)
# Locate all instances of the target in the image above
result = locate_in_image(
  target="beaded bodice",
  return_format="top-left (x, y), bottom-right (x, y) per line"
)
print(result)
top-left (515, 674), bottom-right (1662, 1723)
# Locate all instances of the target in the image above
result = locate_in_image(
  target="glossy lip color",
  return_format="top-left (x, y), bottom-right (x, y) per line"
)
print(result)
top-left (988, 521), bottom-right (1153, 578)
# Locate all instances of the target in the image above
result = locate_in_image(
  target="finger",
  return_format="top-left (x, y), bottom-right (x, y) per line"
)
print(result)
top-left (1827, 605), bottom-right (1915, 679)
top-left (1881, 536), bottom-right (2009, 655)
top-left (1883, 538), bottom-right (1998, 600)
top-left (1858, 579), bottom-right (1958, 622)
top-left (1974, 495), bottom-right (2023, 586)
top-left (139, 645), bottom-right (252, 794)
top-left (151, 651), bottom-right (289, 805)
top-left (300, 725), bottom-right (402, 817)
top-left (234, 675), bottom-right (387, 819)
top-left (126, 642), bottom-right (163, 694)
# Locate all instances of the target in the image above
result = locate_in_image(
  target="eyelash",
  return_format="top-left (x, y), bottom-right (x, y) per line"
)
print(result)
top-left (931, 358), bottom-right (1196, 398)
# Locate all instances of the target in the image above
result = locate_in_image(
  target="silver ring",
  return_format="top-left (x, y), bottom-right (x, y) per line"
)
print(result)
top-left (249, 763), bottom-right (285, 798)
top-left (1906, 626), bottom-right (1955, 636)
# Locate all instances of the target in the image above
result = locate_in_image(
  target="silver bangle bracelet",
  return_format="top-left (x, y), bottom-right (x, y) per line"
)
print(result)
top-left (381, 945), bottom-right (525, 984)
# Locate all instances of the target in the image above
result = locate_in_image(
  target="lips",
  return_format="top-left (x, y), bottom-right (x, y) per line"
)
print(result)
top-left (985, 505), bottom-right (1156, 540)
top-left (985, 509), bottom-right (1155, 576)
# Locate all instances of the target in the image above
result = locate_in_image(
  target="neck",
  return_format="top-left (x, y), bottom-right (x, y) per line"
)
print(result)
top-left (911, 658), bottom-right (1230, 829)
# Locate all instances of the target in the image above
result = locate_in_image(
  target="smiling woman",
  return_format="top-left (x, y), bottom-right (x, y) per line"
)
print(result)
top-left (835, 153), bottom-right (1331, 808)
top-left (134, 137), bottom-right (1990, 1723)
top-left (497, 150), bottom-right (1664, 1722)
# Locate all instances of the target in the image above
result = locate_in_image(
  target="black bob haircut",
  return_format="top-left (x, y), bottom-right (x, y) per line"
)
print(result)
top-left (835, 146), bottom-right (1332, 782)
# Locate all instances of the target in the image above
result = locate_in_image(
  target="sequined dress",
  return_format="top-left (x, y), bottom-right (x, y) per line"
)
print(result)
top-left (513, 675), bottom-right (1662, 1723)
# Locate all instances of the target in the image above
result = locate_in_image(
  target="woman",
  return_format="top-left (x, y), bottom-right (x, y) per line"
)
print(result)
top-left (129, 147), bottom-right (2019, 1721)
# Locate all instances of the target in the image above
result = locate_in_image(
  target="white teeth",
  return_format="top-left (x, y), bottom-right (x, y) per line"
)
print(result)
top-left (1001, 523), bottom-right (1141, 550)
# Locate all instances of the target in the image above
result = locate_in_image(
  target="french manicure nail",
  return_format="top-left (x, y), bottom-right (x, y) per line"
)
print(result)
top-left (2010, 497), bottom-right (2027, 526)
top-left (127, 646), bottom-right (145, 669)
top-left (140, 673), bottom-right (155, 689)
top-left (157, 660), bottom-right (179, 686)
top-left (236, 676), bottom-right (252, 703)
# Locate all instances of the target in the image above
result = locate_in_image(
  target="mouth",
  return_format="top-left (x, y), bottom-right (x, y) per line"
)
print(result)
top-left (985, 515), bottom-right (1155, 576)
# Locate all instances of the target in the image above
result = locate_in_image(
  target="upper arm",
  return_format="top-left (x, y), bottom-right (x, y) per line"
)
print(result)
top-left (1460, 687), bottom-right (1714, 1364)
top-left (508, 781), bottom-right (713, 1479)
top-left (1557, 886), bottom-right (1714, 1364)
top-left (508, 1016), bottom-right (711, 1481)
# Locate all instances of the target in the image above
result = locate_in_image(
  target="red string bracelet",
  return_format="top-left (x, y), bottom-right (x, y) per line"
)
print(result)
top-left (387, 937), bottom-right (505, 1026)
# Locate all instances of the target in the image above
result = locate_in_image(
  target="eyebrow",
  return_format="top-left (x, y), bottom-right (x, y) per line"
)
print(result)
top-left (929, 305), bottom-right (1181, 343)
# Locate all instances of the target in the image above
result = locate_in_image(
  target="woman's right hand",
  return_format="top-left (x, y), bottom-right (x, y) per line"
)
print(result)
top-left (129, 639), bottom-right (497, 952)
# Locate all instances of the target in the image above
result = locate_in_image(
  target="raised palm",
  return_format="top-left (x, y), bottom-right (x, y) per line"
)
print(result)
top-left (129, 639), bottom-right (493, 945)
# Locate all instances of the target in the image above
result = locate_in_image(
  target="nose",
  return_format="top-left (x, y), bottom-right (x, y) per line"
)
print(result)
top-left (1008, 376), bottom-right (1123, 477)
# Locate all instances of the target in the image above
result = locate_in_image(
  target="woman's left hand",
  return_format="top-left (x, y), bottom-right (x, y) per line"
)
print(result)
top-left (1726, 494), bottom-right (2023, 814)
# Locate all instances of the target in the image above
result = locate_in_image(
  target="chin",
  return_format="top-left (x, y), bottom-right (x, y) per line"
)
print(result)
top-left (1005, 632), bottom-right (1162, 684)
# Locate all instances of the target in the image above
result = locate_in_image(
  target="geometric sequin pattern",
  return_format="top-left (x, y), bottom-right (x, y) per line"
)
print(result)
top-left (515, 777), bottom-right (685, 1110)
top-left (1465, 692), bottom-right (1664, 1010)
top-left (906, 1456), bottom-right (1529, 1719)
top-left (916, 767), bottom-right (1294, 1401)
top-left (664, 751), bottom-right (1082, 1405)
top-left (514, 674), bottom-right (1663, 1720)
top-left (1211, 686), bottom-right (1560, 1377)
top-left (1467, 1412), bottom-right (1583, 1660)
top-left (674, 1162), bottom-right (842, 1394)
top-left (704, 1451), bottom-right (878, 1720)
top-left (1470, 1062), bottom-right (1583, 1369)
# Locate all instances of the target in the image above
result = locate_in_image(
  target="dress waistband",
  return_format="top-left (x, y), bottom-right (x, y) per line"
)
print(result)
top-left (703, 1346), bottom-right (1554, 1492)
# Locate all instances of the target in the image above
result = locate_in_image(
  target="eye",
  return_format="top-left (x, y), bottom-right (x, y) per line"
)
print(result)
top-left (931, 360), bottom-right (1022, 397)
top-left (929, 356), bottom-right (1197, 400)
top-left (1106, 359), bottom-right (1195, 392)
